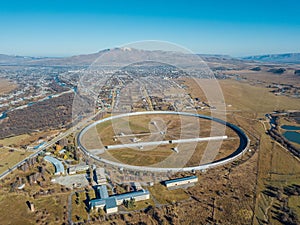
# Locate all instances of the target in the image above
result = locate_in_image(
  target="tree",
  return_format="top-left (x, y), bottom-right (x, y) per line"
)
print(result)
top-left (124, 198), bottom-right (136, 209)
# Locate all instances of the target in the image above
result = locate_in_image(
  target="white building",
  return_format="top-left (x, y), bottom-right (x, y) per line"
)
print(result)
top-left (95, 168), bottom-right (106, 184)
top-left (164, 175), bottom-right (198, 188)
top-left (68, 164), bottom-right (89, 175)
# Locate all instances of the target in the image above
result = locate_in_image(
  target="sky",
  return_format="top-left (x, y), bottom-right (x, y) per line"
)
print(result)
top-left (0, 0), bottom-right (300, 57)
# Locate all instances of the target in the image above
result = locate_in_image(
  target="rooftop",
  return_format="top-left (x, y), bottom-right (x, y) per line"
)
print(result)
top-left (114, 189), bottom-right (149, 201)
top-left (90, 199), bottom-right (106, 208)
top-left (90, 188), bottom-right (150, 209)
top-left (164, 175), bottom-right (198, 185)
top-left (97, 185), bottom-right (109, 199)
top-left (105, 197), bottom-right (117, 209)
top-left (44, 156), bottom-right (64, 174)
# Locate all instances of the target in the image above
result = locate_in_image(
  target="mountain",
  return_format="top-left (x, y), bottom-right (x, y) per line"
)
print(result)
top-left (242, 53), bottom-right (300, 64)
top-left (2, 49), bottom-right (299, 66)
top-left (0, 54), bottom-right (58, 66)
top-left (0, 54), bottom-right (39, 65)
top-left (0, 48), bottom-right (226, 67)
top-left (0, 50), bottom-right (111, 66)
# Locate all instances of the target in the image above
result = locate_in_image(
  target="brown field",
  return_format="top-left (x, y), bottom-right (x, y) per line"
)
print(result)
top-left (0, 78), bottom-right (17, 94)
top-left (0, 194), bottom-right (34, 225)
top-left (148, 183), bottom-right (190, 204)
top-left (236, 69), bottom-right (300, 87)
top-left (0, 130), bottom-right (61, 174)
top-left (0, 161), bottom-right (69, 225)
top-left (183, 78), bottom-right (300, 115)
top-left (253, 132), bottom-right (300, 225)
top-left (107, 146), bottom-right (173, 166)
top-left (0, 134), bottom-right (32, 146)
top-left (72, 190), bottom-right (96, 223)
top-left (1, 72), bottom-right (300, 224)
top-left (81, 113), bottom-right (240, 167)
top-left (0, 193), bottom-right (69, 225)
top-left (0, 130), bottom-right (60, 147)
top-left (98, 136), bottom-right (239, 168)
top-left (0, 147), bottom-right (31, 174)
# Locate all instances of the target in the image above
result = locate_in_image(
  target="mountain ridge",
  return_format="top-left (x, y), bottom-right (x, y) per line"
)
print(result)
top-left (1, 50), bottom-right (300, 65)
top-left (242, 53), bottom-right (300, 64)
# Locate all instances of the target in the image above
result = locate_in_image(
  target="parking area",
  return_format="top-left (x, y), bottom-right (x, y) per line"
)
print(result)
top-left (52, 174), bottom-right (89, 188)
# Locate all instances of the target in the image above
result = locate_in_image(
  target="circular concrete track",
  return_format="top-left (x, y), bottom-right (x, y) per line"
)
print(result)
top-left (77, 111), bottom-right (250, 172)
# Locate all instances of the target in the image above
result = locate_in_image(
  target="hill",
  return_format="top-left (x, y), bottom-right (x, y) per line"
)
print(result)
top-left (2, 50), bottom-right (300, 66)
top-left (0, 54), bottom-right (40, 65)
top-left (0, 49), bottom-right (246, 67)
top-left (242, 53), bottom-right (300, 64)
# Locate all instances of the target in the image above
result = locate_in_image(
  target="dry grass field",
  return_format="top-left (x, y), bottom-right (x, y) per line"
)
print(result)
top-left (0, 130), bottom-right (61, 174)
top-left (0, 130), bottom-right (60, 147)
top-left (108, 145), bottom-right (173, 166)
top-left (0, 134), bottom-right (32, 146)
top-left (0, 161), bottom-right (70, 225)
top-left (183, 78), bottom-right (300, 116)
top-left (1, 72), bottom-right (300, 224)
top-left (81, 113), bottom-right (240, 167)
top-left (148, 183), bottom-right (190, 204)
top-left (0, 78), bottom-right (17, 94)
top-left (253, 132), bottom-right (300, 225)
top-left (0, 193), bottom-right (69, 225)
top-left (0, 147), bottom-right (31, 174)
top-left (236, 69), bottom-right (300, 87)
top-left (72, 190), bottom-right (96, 223)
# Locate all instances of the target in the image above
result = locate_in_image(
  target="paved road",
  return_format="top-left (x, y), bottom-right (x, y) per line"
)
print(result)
top-left (0, 110), bottom-right (104, 180)
top-left (0, 130), bottom-right (72, 180)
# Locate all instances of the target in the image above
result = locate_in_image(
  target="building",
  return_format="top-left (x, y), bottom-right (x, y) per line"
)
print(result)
top-left (68, 164), bottom-right (89, 175)
top-left (44, 156), bottom-right (65, 175)
top-left (105, 197), bottom-right (118, 214)
top-left (90, 198), bottom-right (106, 209)
top-left (95, 167), bottom-right (106, 184)
top-left (89, 187), bottom-right (150, 213)
top-left (114, 189), bottom-right (150, 205)
top-left (96, 185), bottom-right (109, 199)
top-left (164, 175), bottom-right (198, 189)
top-left (132, 182), bottom-right (142, 191)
